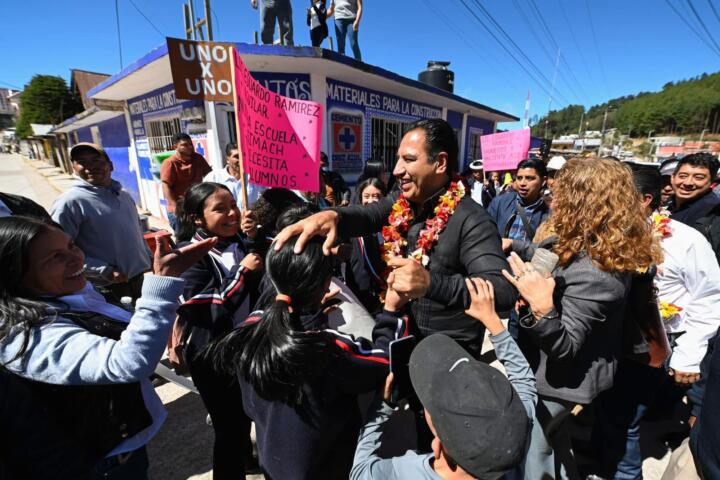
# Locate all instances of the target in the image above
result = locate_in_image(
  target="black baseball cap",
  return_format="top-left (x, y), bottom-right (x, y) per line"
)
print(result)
top-left (409, 334), bottom-right (529, 479)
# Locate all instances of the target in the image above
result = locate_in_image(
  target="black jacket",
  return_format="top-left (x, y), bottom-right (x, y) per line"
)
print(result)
top-left (237, 309), bottom-right (408, 480)
top-left (0, 191), bottom-right (53, 223)
top-left (177, 232), bottom-right (262, 359)
top-left (689, 327), bottom-right (720, 479)
top-left (670, 191), bottom-right (720, 265)
top-left (336, 184), bottom-right (516, 356)
top-left (345, 234), bottom-right (385, 315)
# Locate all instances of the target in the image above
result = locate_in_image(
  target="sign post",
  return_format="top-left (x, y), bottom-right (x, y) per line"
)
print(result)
top-left (229, 51), bottom-right (249, 208)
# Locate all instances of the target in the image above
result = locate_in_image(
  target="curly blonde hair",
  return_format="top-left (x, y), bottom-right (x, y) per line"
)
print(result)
top-left (550, 158), bottom-right (662, 272)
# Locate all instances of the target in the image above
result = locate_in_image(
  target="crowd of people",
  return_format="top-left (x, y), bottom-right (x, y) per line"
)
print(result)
top-left (1, 120), bottom-right (720, 480)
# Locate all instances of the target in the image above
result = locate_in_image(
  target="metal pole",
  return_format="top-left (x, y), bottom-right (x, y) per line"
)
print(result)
top-left (578, 111), bottom-right (584, 136)
top-left (204, 0), bottom-right (213, 40)
top-left (329, 36), bottom-right (334, 51)
top-left (254, 31), bottom-right (259, 44)
top-left (188, 0), bottom-right (197, 39)
top-left (183, 3), bottom-right (192, 39)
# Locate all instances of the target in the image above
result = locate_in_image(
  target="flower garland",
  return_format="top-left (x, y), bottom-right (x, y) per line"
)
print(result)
top-left (652, 208), bottom-right (672, 239)
top-left (659, 301), bottom-right (683, 322)
top-left (381, 178), bottom-right (466, 277)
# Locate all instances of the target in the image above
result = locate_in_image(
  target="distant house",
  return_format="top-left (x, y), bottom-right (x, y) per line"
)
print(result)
top-left (0, 88), bottom-right (19, 129)
top-left (70, 69), bottom-right (111, 111)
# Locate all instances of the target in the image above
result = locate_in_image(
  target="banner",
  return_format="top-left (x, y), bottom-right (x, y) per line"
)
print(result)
top-left (480, 129), bottom-right (531, 172)
top-left (232, 49), bottom-right (322, 192)
top-left (167, 38), bottom-right (235, 101)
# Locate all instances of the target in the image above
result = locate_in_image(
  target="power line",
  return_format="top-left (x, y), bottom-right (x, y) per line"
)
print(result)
top-left (0, 80), bottom-right (22, 90)
top-left (115, 0), bottom-right (123, 70)
top-left (583, 0), bottom-right (610, 97)
top-left (709, 0), bottom-right (720, 25)
top-left (556, 0), bottom-right (597, 93)
top-left (664, 0), bottom-right (720, 56)
top-left (418, 0), bottom-right (524, 92)
top-left (464, 0), bottom-right (573, 106)
top-left (127, 0), bottom-right (165, 38)
top-left (686, 0), bottom-right (720, 53)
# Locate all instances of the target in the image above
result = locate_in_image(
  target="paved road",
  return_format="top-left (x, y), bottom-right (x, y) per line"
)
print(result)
top-left (0, 153), bottom-right (678, 480)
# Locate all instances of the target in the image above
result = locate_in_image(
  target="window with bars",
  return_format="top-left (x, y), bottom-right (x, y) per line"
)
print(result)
top-left (469, 132), bottom-right (482, 160)
top-left (370, 117), bottom-right (412, 172)
top-left (146, 117), bottom-right (182, 153)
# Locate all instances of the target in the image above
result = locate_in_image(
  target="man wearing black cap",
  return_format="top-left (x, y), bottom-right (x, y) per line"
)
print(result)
top-left (52, 143), bottom-right (152, 301)
top-left (350, 278), bottom-right (536, 480)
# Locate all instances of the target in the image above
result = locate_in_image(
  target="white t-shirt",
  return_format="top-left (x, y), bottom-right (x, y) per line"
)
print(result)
top-left (309, 1), bottom-right (325, 29)
top-left (334, 0), bottom-right (358, 20)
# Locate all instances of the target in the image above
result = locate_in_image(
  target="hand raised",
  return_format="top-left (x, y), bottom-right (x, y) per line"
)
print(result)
top-left (464, 278), bottom-right (504, 335)
top-left (274, 210), bottom-right (340, 255)
top-left (153, 236), bottom-right (217, 278)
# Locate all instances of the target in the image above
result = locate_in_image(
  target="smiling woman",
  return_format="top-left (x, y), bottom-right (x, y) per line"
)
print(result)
top-left (0, 215), bottom-right (215, 478)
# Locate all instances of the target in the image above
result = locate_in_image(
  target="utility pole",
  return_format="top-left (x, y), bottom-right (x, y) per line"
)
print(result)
top-left (598, 106), bottom-right (610, 155)
top-left (578, 110), bottom-right (584, 136)
top-left (181, 0), bottom-right (223, 172)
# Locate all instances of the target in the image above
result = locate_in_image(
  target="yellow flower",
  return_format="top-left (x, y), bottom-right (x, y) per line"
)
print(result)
top-left (659, 301), bottom-right (682, 320)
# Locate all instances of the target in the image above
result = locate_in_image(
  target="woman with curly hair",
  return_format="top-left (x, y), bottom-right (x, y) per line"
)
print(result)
top-left (502, 158), bottom-right (662, 480)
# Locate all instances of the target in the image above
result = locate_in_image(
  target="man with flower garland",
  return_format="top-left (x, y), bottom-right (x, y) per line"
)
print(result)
top-left (275, 119), bottom-right (516, 357)
top-left (590, 164), bottom-right (720, 480)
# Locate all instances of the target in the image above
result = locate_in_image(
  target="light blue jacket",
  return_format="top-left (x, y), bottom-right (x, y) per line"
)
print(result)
top-left (0, 275), bottom-right (184, 456)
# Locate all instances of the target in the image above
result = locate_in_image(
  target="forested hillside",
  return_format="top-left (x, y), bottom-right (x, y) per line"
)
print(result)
top-left (531, 72), bottom-right (720, 138)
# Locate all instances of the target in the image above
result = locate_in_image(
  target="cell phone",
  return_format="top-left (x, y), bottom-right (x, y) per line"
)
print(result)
top-left (389, 335), bottom-right (417, 404)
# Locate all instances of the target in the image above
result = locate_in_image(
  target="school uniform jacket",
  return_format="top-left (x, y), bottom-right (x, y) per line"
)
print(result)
top-left (238, 308), bottom-right (408, 480)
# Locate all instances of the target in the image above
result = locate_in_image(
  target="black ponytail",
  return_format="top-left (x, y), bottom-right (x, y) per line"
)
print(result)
top-left (212, 235), bottom-right (335, 404)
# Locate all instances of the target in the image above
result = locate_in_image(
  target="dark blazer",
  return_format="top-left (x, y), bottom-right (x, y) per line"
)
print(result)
top-left (0, 192), bottom-right (53, 223)
top-left (336, 184), bottom-right (516, 356)
top-left (517, 246), bottom-right (632, 404)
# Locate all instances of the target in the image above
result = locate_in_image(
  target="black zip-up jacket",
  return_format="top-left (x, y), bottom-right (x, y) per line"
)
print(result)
top-left (336, 183), bottom-right (516, 356)
top-left (237, 309), bottom-right (408, 480)
top-left (177, 232), bottom-right (263, 359)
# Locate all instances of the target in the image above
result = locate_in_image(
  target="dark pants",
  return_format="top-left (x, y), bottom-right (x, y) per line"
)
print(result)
top-left (310, 26), bottom-right (326, 47)
top-left (592, 360), bottom-right (666, 480)
top-left (93, 447), bottom-right (149, 480)
top-left (334, 18), bottom-right (361, 60)
top-left (187, 351), bottom-right (253, 480)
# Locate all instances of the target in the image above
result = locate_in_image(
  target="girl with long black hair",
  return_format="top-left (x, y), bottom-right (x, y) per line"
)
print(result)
top-left (0, 216), bottom-right (214, 479)
top-left (174, 182), bottom-right (264, 479)
top-left (211, 234), bottom-right (409, 479)
top-left (346, 177), bottom-right (387, 314)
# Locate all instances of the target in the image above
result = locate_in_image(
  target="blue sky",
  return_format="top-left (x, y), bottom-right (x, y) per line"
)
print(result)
top-left (3, 0), bottom-right (719, 127)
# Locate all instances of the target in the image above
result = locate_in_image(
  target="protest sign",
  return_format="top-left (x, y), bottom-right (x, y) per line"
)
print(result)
top-left (480, 129), bottom-right (531, 172)
top-left (231, 48), bottom-right (322, 198)
top-left (167, 37), bottom-right (235, 101)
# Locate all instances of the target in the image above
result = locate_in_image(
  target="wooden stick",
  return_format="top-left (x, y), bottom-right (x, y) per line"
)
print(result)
top-left (229, 48), bottom-right (249, 210)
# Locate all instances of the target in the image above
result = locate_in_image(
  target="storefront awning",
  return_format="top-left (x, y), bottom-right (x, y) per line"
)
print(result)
top-left (52, 108), bottom-right (124, 133)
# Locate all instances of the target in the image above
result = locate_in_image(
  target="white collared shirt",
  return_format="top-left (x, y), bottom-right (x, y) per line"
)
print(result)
top-left (656, 217), bottom-right (720, 372)
top-left (203, 168), bottom-right (265, 209)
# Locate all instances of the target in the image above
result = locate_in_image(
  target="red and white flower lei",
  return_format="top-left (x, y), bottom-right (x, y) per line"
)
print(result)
top-left (381, 178), bottom-right (466, 277)
top-left (652, 207), bottom-right (672, 239)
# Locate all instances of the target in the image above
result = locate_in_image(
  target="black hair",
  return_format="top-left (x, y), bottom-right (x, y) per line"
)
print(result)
top-left (276, 204), bottom-right (320, 232)
top-left (0, 217), bottom-right (58, 365)
top-left (676, 152), bottom-right (719, 179)
top-left (357, 159), bottom-right (385, 183)
top-left (356, 177), bottom-right (387, 200)
top-left (212, 235), bottom-right (335, 404)
top-left (175, 182), bottom-right (233, 242)
top-left (628, 163), bottom-right (662, 211)
top-left (406, 119), bottom-right (459, 174)
top-left (251, 188), bottom-right (306, 236)
top-left (225, 142), bottom-right (238, 156)
top-left (517, 158), bottom-right (548, 178)
top-left (172, 132), bottom-right (192, 146)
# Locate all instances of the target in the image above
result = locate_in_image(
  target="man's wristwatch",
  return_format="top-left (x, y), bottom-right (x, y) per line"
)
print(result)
top-left (519, 307), bottom-right (558, 328)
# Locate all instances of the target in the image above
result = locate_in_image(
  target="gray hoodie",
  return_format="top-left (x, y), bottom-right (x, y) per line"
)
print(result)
top-left (52, 178), bottom-right (152, 283)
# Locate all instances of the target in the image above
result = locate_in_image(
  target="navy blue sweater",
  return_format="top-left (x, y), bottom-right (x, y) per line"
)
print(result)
top-left (237, 309), bottom-right (408, 480)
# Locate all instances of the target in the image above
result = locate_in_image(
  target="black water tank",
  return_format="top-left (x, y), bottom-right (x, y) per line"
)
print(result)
top-left (418, 61), bottom-right (454, 93)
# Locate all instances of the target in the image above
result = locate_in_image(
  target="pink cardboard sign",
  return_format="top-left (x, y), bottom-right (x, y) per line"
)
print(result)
top-left (480, 129), bottom-right (531, 172)
top-left (233, 49), bottom-right (322, 192)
